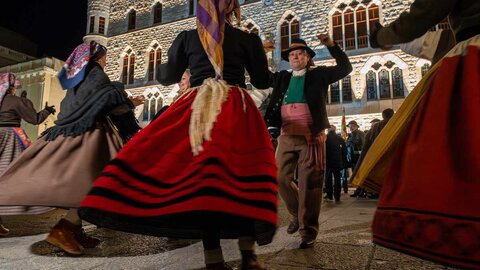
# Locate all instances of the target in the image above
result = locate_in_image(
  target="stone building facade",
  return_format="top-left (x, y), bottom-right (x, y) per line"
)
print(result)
top-left (85, 0), bottom-right (438, 130)
top-left (0, 58), bottom-right (66, 140)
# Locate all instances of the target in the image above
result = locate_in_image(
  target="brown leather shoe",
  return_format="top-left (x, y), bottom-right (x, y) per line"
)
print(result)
top-left (46, 219), bottom-right (83, 255)
top-left (241, 250), bottom-right (267, 270)
top-left (205, 261), bottom-right (233, 270)
top-left (0, 224), bottom-right (9, 236)
top-left (73, 226), bottom-right (101, 248)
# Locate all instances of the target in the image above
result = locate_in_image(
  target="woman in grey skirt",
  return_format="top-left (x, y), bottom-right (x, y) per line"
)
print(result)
top-left (0, 73), bottom-right (55, 236)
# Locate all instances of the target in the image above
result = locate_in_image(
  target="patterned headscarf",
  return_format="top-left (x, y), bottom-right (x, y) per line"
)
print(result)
top-left (0, 72), bottom-right (16, 106)
top-left (196, 0), bottom-right (241, 79)
top-left (57, 41), bottom-right (107, 90)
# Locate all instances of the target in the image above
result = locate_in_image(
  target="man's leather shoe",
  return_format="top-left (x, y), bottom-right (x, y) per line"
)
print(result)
top-left (241, 250), bottom-right (267, 270)
top-left (287, 219), bottom-right (299, 234)
top-left (0, 224), bottom-right (9, 236)
top-left (46, 219), bottom-right (83, 255)
top-left (299, 236), bottom-right (316, 249)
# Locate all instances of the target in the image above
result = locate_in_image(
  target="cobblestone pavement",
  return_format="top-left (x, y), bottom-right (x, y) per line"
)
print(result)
top-left (0, 191), bottom-right (459, 270)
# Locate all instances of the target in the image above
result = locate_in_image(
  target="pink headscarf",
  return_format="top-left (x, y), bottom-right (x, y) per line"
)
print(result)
top-left (0, 72), bottom-right (16, 106)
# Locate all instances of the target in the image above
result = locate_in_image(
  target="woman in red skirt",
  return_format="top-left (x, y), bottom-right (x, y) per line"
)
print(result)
top-left (355, 0), bottom-right (480, 268)
top-left (79, 1), bottom-right (277, 269)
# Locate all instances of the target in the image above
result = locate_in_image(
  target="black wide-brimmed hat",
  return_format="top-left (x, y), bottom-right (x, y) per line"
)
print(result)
top-left (348, 120), bottom-right (359, 127)
top-left (281, 38), bottom-right (316, 61)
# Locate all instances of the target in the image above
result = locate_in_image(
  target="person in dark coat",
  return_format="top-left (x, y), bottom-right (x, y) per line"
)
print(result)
top-left (324, 125), bottom-right (346, 202)
top-left (351, 109), bottom-right (394, 199)
top-left (264, 35), bottom-right (352, 249)
top-left (0, 41), bottom-right (141, 255)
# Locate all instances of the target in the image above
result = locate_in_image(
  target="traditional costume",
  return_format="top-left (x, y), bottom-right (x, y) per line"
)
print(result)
top-left (0, 41), bottom-right (140, 254)
top-left (79, 1), bottom-right (277, 268)
top-left (0, 73), bottom-right (54, 235)
top-left (264, 38), bottom-right (352, 248)
top-left (353, 0), bottom-right (480, 268)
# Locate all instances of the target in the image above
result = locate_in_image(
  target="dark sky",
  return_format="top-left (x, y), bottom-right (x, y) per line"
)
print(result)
top-left (0, 0), bottom-right (88, 60)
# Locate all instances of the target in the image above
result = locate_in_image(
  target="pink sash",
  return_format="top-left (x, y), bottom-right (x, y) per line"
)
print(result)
top-left (281, 103), bottom-right (326, 170)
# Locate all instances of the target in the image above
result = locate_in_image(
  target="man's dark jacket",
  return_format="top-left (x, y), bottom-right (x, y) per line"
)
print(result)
top-left (264, 45), bottom-right (352, 135)
top-left (326, 130), bottom-right (347, 169)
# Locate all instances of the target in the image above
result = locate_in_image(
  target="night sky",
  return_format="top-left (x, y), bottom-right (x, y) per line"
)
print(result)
top-left (1, 0), bottom-right (88, 60)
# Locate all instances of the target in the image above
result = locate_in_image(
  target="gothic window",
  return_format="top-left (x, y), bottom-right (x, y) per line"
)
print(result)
top-left (153, 3), bottom-right (163, 24)
top-left (356, 7), bottom-right (368, 48)
top-left (245, 22), bottom-right (260, 35)
top-left (99, 17), bottom-right (106, 34)
top-left (344, 9), bottom-right (355, 50)
top-left (122, 49), bottom-right (135, 85)
top-left (89, 16), bottom-right (95, 33)
top-left (142, 91), bottom-right (163, 122)
top-left (332, 11), bottom-right (343, 47)
top-left (342, 76), bottom-right (353, 102)
top-left (330, 81), bottom-right (340, 104)
top-left (331, 2), bottom-right (380, 51)
top-left (379, 69), bottom-right (390, 99)
top-left (421, 63), bottom-right (431, 77)
top-left (392, 67), bottom-right (405, 97)
top-left (128, 10), bottom-right (136, 31)
top-left (280, 14), bottom-right (300, 51)
top-left (366, 70), bottom-right (377, 100)
top-left (189, 0), bottom-right (197, 16)
top-left (147, 44), bottom-right (161, 81)
top-left (368, 4), bottom-right (380, 34)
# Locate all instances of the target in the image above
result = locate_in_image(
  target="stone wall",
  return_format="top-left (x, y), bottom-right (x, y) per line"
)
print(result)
top-left (87, 0), bottom-right (426, 120)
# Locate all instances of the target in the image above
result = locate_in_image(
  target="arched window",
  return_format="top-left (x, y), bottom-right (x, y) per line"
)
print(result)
top-left (142, 91), bottom-right (163, 122)
top-left (280, 14), bottom-right (300, 51)
top-left (421, 63), bottom-right (431, 77)
top-left (366, 70), bottom-right (377, 100)
top-left (122, 49), bottom-right (135, 85)
top-left (356, 7), bottom-right (368, 48)
top-left (343, 9), bottom-right (355, 50)
top-left (128, 10), bottom-right (136, 30)
top-left (99, 17), bottom-right (106, 34)
top-left (342, 76), bottom-right (352, 102)
top-left (189, 0), bottom-right (197, 16)
top-left (153, 3), bottom-right (162, 24)
top-left (365, 60), bottom-right (407, 100)
top-left (332, 11), bottom-right (343, 47)
top-left (147, 44), bottom-right (161, 81)
top-left (330, 81), bottom-right (340, 104)
top-left (89, 16), bottom-right (95, 33)
top-left (331, 2), bottom-right (381, 51)
top-left (392, 67), bottom-right (405, 97)
top-left (245, 22), bottom-right (260, 35)
top-left (379, 69), bottom-right (390, 99)
top-left (368, 4), bottom-right (380, 34)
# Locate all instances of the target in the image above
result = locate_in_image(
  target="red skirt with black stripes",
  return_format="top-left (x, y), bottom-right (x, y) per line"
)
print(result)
top-left (79, 86), bottom-right (278, 245)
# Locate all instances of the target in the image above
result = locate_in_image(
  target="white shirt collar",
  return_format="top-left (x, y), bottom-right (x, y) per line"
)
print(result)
top-left (292, 68), bottom-right (307, 77)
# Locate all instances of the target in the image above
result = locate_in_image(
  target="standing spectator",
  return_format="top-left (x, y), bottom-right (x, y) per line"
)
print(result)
top-left (346, 120), bottom-right (365, 197)
top-left (351, 109), bottom-right (394, 199)
top-left (324, 125), bottom-right (346, 202)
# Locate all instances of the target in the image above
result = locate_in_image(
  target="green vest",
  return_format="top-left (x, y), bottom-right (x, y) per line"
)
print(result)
top-left (283, 76), bottom-right (307, 104)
